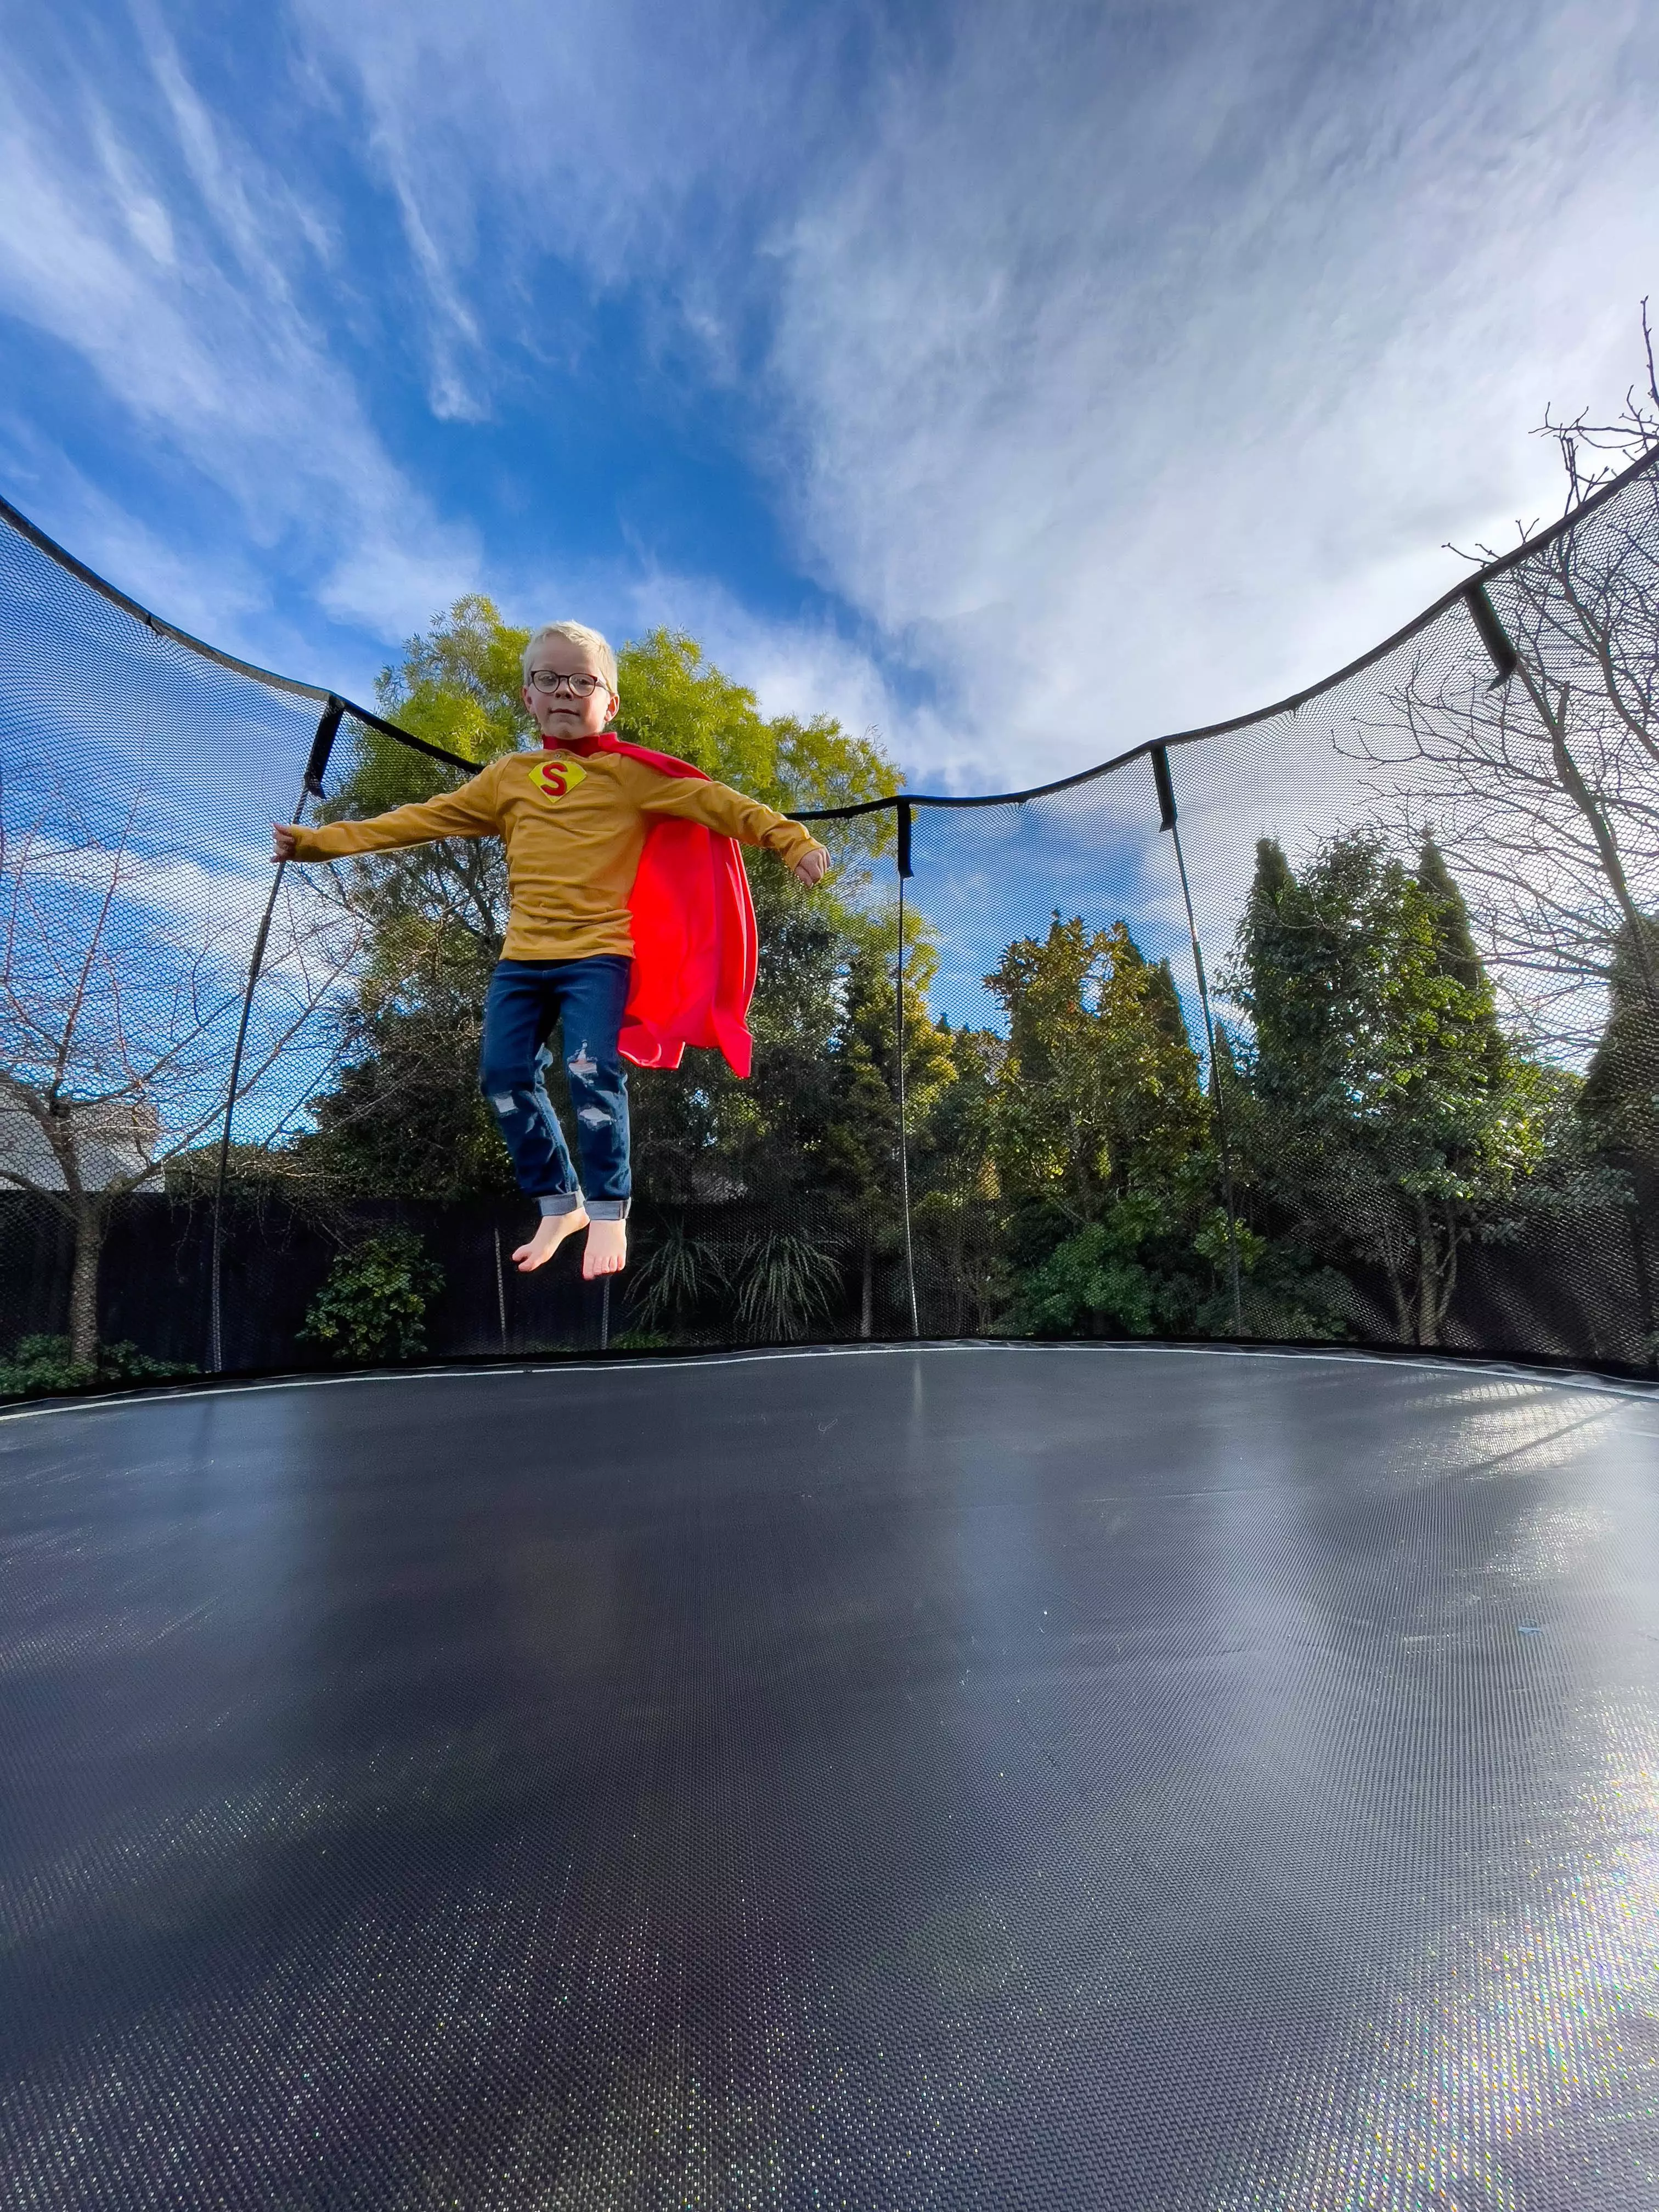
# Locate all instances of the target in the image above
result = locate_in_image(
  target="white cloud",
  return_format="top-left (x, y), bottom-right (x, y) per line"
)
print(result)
top-left (4, 0), bottom-right (1655, 827)
top-left (0, 18), bottom-right (480, 646)
top-left (757, 0), bottom-right (1659, 787)
top-left (290, 0), bottom-right (1659, 798)
top-left (283, 0), bottom-right (822, 420)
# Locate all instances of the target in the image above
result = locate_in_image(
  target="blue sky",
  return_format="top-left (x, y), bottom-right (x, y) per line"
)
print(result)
top-left (1, 0), bottom-right (1656, 796)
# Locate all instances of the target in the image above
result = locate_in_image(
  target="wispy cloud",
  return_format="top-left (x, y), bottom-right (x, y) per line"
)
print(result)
top-left (1, 0), bottom-right (1654, 806)
top-left (0, 9), bottom-right (478, 644)
top-left (284, 0), bottom-right (1659, 788)
top-left (759, 0), bottom-right (1659, 782)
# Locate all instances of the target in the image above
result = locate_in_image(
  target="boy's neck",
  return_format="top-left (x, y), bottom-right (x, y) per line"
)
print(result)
top-left (542, 731), bottom-right (610, 753)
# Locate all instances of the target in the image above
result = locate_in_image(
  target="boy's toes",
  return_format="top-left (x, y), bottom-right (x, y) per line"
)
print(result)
top-left (582, 1221), bottom-right (629, 1279)
top-left (514, 1212), bottom-right (585, 1272)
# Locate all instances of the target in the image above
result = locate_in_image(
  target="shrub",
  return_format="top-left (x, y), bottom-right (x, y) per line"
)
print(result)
top-left (626, 1220), bottom-right (728, 1333)
top-left (733, 1230), bottom-right (842, 1342)
top-left (298, 1231), bottom-right (444, 1365)
top-left (0, 1336), bottom-right (196, 1401)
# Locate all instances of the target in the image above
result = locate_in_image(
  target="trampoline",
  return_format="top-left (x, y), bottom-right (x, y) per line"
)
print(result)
top-left (3, 1344), bottom-right (1658, 2208)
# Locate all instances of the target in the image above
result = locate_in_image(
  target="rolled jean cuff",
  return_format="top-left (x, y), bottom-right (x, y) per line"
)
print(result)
top-left (584, 1196), bottom-right (630, 1221)
top-left (537, 1192), bottom-right (585, 1217)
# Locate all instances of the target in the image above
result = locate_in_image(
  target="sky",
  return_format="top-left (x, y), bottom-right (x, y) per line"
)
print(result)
top-left (1, 0), bottom-right (1656, 799)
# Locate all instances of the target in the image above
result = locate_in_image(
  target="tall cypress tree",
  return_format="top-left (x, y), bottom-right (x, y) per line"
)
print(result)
top-left (1231, 832), bottom-right (1542, 1345)
top-left (1581, 915), bottom-right (1659, 1162)
top-left (1415, 835), bottom-right (1485, 995)
top-left (1579, 913), bottom-right (1659, 1362)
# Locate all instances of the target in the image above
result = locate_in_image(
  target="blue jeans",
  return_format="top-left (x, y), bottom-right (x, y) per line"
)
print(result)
top-left (479, 957), bottom-right (632, 1219)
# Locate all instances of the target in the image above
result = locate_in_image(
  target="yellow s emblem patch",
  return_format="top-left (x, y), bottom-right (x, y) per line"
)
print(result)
top-left (529, 755), bottom-right (588, 803)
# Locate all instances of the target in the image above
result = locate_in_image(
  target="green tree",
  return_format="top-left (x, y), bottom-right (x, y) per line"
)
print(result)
top-left (814, 921), bottom-right (955, 1334)
top-left (911, 1021), bottom-right (1006, 1335)
top-left (985, 915), bottom-right (1208, 1223)
top-left (1579, 912), bottom-right (1659, 1360)
top-left (980, 914), bottom-right (1219, 1339)
top-left (614, 630), bottom-right (899, 836)
top-left (1230, 832), bottom-right (1552, 1346)
top-left (1581, 913), bottom-right (1659, 1164)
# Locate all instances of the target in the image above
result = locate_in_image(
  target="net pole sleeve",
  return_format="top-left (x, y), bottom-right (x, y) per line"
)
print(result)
top-left (1153, 747), bottom-right (1243, 1338)
top-left (895, 814), bottom-right (920, 1340)
top-left (208, 701), bottom-right (344, 1373)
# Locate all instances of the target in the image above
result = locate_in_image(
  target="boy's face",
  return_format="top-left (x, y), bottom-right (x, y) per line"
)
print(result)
top-left (522, 639), bottom-right (619, 743)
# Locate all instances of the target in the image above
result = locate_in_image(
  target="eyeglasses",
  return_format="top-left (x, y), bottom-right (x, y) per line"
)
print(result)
top-left (528, 669), bottom-right (607, 697)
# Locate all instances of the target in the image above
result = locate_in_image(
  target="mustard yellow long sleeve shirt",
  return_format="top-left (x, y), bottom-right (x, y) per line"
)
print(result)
top-left (291, 743), bottom-right (826, 962)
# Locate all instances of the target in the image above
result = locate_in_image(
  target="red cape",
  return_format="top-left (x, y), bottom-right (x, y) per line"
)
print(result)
top-left (556, 733), bottom-right (758, 1077)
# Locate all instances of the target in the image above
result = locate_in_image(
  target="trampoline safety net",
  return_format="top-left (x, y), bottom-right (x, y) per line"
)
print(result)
top-left (2, 452), bottom-right (1657, 1391)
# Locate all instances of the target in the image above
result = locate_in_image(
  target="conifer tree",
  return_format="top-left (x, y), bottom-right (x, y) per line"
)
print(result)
top-left (1231, 832), bottom-right (1545, 1344)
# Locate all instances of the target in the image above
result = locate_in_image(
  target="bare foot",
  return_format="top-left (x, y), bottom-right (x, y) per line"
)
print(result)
top-left (583, 1218), bottom-right (629, 1279)
top-left (512, 1208), bottom-right (589, 1272)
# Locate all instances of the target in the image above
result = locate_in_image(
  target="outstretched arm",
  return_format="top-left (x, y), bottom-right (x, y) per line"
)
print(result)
top-left (272, 769), bottom-right (499, 864)
top-left (630, 769), bottom-right (831, 884)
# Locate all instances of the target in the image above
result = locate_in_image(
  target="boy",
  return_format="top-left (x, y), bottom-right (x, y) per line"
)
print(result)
top-left (274, 622), bottom-right (828, 1279)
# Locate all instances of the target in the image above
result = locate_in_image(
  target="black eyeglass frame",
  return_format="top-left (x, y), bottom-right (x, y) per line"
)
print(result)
top-left (527, 669), bottom-right (610, 697)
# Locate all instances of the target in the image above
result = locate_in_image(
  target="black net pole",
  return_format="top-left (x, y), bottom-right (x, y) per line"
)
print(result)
top-left (895, 804), bottom-right (920, 1339)
top-left (208, 702), bottom-right (343, 1374)
top-left (1153, 747), bottom-right (1243, 1338)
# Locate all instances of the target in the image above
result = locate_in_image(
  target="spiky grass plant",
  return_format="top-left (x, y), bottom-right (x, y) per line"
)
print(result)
top-left (628, 1219), bottom-right (729, 1333)
top-left (733, 1229), bottom-right (843, 1342)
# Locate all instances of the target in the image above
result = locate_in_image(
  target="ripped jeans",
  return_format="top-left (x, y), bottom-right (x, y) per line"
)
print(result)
top-left (479, 956), bottom-right (632, 1220)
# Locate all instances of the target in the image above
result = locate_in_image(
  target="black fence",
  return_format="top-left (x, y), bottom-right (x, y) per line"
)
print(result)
top-left (2, 447), bottom-right (1657, 1390)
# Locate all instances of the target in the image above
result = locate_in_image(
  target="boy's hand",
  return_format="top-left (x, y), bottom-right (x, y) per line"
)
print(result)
top-left (272, 823), bottom-right (299, 862)
top-left (793, 847), bottom-right (828, 888)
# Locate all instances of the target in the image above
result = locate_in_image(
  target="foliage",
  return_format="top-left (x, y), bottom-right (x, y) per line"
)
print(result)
top-left (1006, 1192), bottom-right (1194, 1337)
top-left (984, 916), bottom-right (1207, 1223)
top-left (0, 1335), bottom-right (195, 1400)
top-left (911, 1022), bottom-right (1006, 1334)
top-left (297, 984), bottom-right (516, 1202)
top-left (298, 1231), bottom-right (445, 1365)
top-left (626, 1218), bottom-right (729, 1331)
top-left (1227, 832), bottom-right (1550, 1346)
top-left (733, 1230), bottom-right (843, 1342)
top-left (1579, 915), bottom-right (1659, 1163)
top-left (1184, 1210), bottom-right (1342, 1340)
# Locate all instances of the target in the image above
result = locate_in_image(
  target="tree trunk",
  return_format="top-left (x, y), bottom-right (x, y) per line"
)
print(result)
top-left (860, 1224), bottom-right (873, 1340)
top-left (1381, 1245), bottom-right (1412, 1344)
top-left (1530, 676), bottom-right (1659, 1021)
top-left (69, 1196), bottom-right (106, 1369)
top-left (1413, 1195), bottom-right (1449, 1348)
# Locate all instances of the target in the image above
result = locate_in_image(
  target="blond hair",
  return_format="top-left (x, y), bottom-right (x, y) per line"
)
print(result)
top-left (521, 621), bottom-right (618, 696)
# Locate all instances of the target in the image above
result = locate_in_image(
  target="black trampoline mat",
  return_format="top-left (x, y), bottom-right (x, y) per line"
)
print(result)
top-left (3, 1344), bottom-right (1658, 2209)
